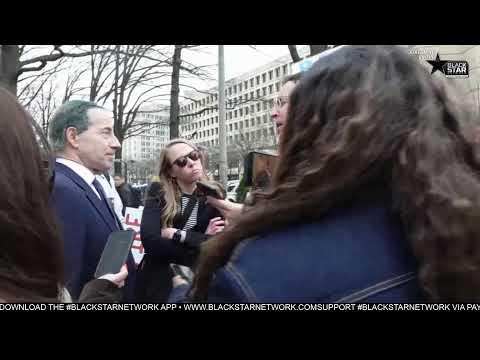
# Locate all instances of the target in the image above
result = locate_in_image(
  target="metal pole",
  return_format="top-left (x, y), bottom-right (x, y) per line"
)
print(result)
top-left (218, 45), bottom-right (228, 188)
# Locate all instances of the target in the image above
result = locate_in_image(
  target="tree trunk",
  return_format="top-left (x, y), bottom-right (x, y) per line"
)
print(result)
top-left (0, 45), bottom-right (20, 95)
top-left (169, 45), bottom-right (182, 139)
top-left (287, 45), bottom-right (301, 62)
top-left (309, 45), bottom-right (329, 56)
top-left (112, 45), bottom-right (122, 176)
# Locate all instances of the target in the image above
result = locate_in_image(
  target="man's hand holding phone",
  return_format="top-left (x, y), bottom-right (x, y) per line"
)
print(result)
top-left (206, 197), bottom-right (244, 224)
top-left (99, 264), bottom-right (128, 288)
top-left (205, 217), bottom-right (225, 235)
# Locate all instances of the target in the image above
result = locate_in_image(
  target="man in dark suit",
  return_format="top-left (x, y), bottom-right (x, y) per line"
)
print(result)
top-left (49, 100), bottom-right (136, 301)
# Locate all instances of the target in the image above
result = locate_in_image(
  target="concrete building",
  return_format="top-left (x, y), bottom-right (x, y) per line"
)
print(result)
top-left (122, 111), bottom-right (170, 162)
top-left (178, 47), bottom-right (310, 171)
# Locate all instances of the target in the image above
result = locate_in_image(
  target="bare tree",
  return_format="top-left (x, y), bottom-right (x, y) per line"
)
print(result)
top-left (17, 57), bottom-right (67, 108)
top-left (169, 45), bottom-right (182, 139)
top-left (1, 45), bottom-right (114, 95)
top-left (32, 78), bottom-right (59, 134)
top-left (109, 45), bottom-right (173, 174)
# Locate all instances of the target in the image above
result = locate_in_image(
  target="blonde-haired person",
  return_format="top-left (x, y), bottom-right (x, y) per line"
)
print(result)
top-left (135, 139), bottom-right (224, 302)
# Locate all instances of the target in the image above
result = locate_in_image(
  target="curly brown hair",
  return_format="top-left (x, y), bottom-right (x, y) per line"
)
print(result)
top-left (189, 45), bottom-right (480, 302)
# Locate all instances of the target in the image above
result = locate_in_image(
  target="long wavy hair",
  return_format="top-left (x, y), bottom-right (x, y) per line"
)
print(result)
top-left (0, 87), bottom-right (64, 302)
top-left (189, 45), bottom-right (480, 302)
top-left (157, 138), bottom-right (208, 227)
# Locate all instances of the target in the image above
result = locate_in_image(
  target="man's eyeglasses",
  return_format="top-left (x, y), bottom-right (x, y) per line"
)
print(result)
top-left (172, 150), bottom-right (200, 168)
top-left (273, 96), bottom-right (289, 108)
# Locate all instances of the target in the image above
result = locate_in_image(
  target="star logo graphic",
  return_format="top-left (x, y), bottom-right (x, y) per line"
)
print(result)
top-left (427, 53), bottom-right (448, 75)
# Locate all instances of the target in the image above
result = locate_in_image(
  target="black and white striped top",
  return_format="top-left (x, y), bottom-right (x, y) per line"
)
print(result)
top-left (180, 193), bottom-right (199, 230)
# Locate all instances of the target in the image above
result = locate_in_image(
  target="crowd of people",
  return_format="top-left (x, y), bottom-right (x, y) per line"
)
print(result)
top-left (1, 45), bottom-right (480, 303)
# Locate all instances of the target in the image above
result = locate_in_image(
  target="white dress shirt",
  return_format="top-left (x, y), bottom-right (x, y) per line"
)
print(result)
top-left (96, 174), bottom-right (125, 229)
top-left (56, 158), bottom-right (101, 199)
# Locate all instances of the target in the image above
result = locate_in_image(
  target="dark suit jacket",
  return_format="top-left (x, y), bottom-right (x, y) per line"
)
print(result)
top-left (136, 182), bottom-right (222, 302)
top-left (51, 162), bottom-right (136, 301)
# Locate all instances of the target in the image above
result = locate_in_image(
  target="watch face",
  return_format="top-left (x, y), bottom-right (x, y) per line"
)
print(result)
top-left (173, 231), bottom-right (182, 242)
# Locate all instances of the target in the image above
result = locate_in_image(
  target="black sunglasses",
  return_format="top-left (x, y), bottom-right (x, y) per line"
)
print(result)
top-left (172, 150), bottom-right (200, 168)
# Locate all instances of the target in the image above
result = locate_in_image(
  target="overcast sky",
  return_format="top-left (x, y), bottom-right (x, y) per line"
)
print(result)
top-left (20, 45), bottom-right (305, 113)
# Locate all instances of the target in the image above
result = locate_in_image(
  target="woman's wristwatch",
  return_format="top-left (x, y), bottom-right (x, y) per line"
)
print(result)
top-left (172, 229), bottom-right (185, 244)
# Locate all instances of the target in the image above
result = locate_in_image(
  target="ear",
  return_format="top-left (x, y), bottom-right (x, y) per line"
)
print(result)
top-left (65, 127), bottom-right (80, 149)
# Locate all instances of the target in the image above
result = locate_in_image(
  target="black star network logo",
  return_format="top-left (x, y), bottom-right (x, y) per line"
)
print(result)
top-left (427, 53), bottom-right (448, 75)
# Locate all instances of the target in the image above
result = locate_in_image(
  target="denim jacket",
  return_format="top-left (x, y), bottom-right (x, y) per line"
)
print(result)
top-left (170, 194), bottom-right (425, 303)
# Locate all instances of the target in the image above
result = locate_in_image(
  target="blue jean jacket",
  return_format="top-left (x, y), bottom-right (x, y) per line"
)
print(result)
top-left (170, 195), bottom-right (425, 303)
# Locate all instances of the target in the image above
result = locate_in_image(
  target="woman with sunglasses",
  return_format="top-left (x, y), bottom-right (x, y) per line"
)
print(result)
top-left (171, 45), bottom-right (480, 303)
top-left (135, 139), bottom-right (224, 302)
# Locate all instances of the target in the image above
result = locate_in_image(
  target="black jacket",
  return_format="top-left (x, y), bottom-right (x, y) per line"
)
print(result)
top-left (135, 182), bottom-right (222, 302)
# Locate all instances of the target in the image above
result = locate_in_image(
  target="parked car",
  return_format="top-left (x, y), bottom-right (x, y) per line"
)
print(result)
top-left (226, 180), bottom-right (240, 202)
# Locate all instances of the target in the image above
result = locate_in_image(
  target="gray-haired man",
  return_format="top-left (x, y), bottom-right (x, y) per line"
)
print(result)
top-left (49, 100), bottom-right (135, 301)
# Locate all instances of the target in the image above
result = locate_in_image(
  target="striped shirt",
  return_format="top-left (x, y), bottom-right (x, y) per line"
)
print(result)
top-left (180, 193), bottom-right (198, 230)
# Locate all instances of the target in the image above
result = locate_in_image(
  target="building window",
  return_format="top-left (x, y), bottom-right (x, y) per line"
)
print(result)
top-left (269, 70), bottom-right (273, 80)
top-left (203, 120), bottom-right (206, 127)
top-left (250, 91), bottom-right (254, 99)
top-left (229, 124), bottom-right (232, 131)
top-left (263, 102), bottom-right (267, 111)
top-left (239, 122), bottom-right (243, 129)
top-left (256, 76), bottom-right (260, 85)
top-left (262, 87), bottom-right (267, 96)
top-left (257, 103), bottom-right (261, 112)
top-left (263, 114), bottom-right (268, 123)
top-left (257, 117), bottom-right (261, 126)
top-left (234, 110), bottom-right (238, 118)
top-left (216, 139), bottom-right (219, 145)
top-left (263, 128), bottom-right (268, 137)
top-left (216, 116), bottom-right (219, 123)
top-left (239, 108), bottom-right (243, 117)
top-left (235, 134), bottom-right (239, 141)
top-left (228, 87), bottom-right (232, 96)
top-left (275, 68), bottom-right (280, 78)
top-left (250, 78), bottom-right (254, 87)
top-left (262, 73), bottom-right (266, 83)
top-left (234, 85), bottom-right (237, 94)
top-left (234, 122), bottom-right (238, 130)
top-left (216, 128), bottom-right (218, 134)
top-left (269, 84), bottom-right (273, 94)
top-left (250, 118), bottom-right (254, 127)
top-left (245, 107), bottom-right (249, 115)
top-left (244, 81), bottom-right (248, 90)
top-left (283, 64), bottom-right (288, 75)
top-left (239, 83), bottom-right (242, 92)
top-left (256, 89), bottom-right (261, 97)
top-left (270, 127), bottom-right (275, 135)
top-left (246, 133), bottom-right (250, 141)
top-left (245, 119), bottom-right (248, 128)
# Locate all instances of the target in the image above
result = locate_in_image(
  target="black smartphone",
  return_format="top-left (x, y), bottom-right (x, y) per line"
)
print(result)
top-left (244, 150), bottom-right (278, 188)
top-left (196, 180), bottom-right (225, 199)
top-left (94, 230), bottom-right (136, 278)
